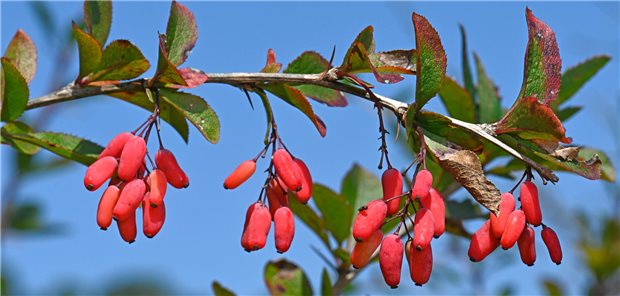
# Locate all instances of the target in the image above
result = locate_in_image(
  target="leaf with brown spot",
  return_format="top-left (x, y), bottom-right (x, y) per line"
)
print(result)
top-left (264, 259), bottom-right (313, 296)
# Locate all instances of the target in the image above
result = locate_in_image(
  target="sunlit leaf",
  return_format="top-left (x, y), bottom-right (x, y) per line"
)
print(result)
top-left (1, 121), bottom-right (40, 155)
top-left (84, 0), bottom-right (112, 47)
top-left (368, 49), bottom-right (416, 74)
top-left (1, 58), bottom-right (29, 122)
top-left (165, 0), bottom-right (197, 66)
top-left (7, 131), bottom-right (103, 165)
top-left (263, 84), bottom-right (326, 137)
top-left (261, 48), bottom-right (282, 74)
top-left (264, 259), bottom-right (313, 296)
top-left (284, 51), bottom-right (346, 107)
top-left (474, 53), bottom-right (502, 123)
top-left (4, 29), bottom-right (37, 83)
top-left (438, 77), bottom-right (476, 123)
top-left (152, 34), bottom-right (186, 86)
top-left (311, 184), bottom-right (353, 244)
top-left (159, 89), bottom-right (219, 143)
top-left (88, 40), bottom-right (150, 82)
top-left (72, 22), bottom-right (102, 80)
top-left (412, 12), bottom-right (446, 112)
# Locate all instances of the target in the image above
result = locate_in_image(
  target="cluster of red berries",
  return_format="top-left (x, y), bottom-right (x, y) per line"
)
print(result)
top-left (468, 179), bottom-right (563, 266)
top-left (351, 168), bottom-right (446, 288)
top-left (84, 130), bottom-right (188, 243)
top-left (224, 147), bottom-right (312, 253)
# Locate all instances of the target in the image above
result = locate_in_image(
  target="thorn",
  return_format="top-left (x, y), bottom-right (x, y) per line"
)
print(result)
top-left (243, 89), bottom-right (254, 110)
top-left (328, 45), bottom-right (336, 68)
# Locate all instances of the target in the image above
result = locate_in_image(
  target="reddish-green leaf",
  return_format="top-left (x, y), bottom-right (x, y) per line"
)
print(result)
top-left (4, 30), bottom-right (37, 83)
top-left (84, 0), bottom-right (112, 47)
top-left (1, 58), bottom-right (29, 122)
top-left (517, 8), bottom-right (561, 105)
top-left (474, 53), bottom-right (502, 123)
top-left (159, 89), bottom-right (220, 143)
top-left (284, 51), bottom-right (346, 107)
top-left (263, 84), bottom-right (327, 137)
top-left (459, 25), bottom-right (475, 97)
top-left (152, 34), bottom-right (186, 86)
top-left (415, 110), bottom-right (483, 152)
top-left (165, 0), bottom-right (197, 67)
top-left (261, 48), bottom-right (282, 74)
top-left (555, 55), bottom-right (611, 107)
top-left (438, 76), bottom-right (476, 123)
top-left (413, 12), bottom-right (447, 112)
top-left (1, 121), bottom-right (40, 155)
top-left (167, 68), bottom-right (208, 88)
top-left (72, 22), bottom-right (102, 80)
top-left (88, 40), bottom-right (149, 82)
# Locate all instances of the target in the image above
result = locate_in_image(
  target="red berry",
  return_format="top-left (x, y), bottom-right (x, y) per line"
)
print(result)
top-left (352, 199), bottom-right (387, 241)
top-left (223, 160), bottom-right (256, 190)
top-left (350, 229), bottom-right (383, 269)
top-left (96, 185), bottom-right (121, 230)
top-left (421, 188), bottom-right (445, 238)
top-left (84, 156), bottom-right (118, 191)
top-left (117, 211), bottom-right (137, 244)
top-left (99, 132), bottom-right (133, 159)
top-left (147, 169), bottom-right (167, 207)
top-left (409, 243), bottom-right (433, 286)
top-left (413, 208), bottom-right (435, 251)
top-left (274, 207), bottom-right (295, 253)
top-left (517, 226), bottom-right (536, 266)
top-left (468, 220), bottom-right (500, 262)
top-left (272, 149), bottom-right (302, 192)
top-left (500, 209), bottom-right (526, 250)
top-left (293, 158), bottom-right (312, 204)
top-left (113, 179), bottom-right (146, 221)
top-left (155, 149), bottom-right (189, 189)
top-left (520, 181), bottom-right (542, 226)
top-left (541, 226), bottom-right (562, 265)
top-left (266, 180), bottom-right (286, 219)
top-left (379, 234), bottom-right (404, 288)
top-left (117, 137), bottom-right (146, 181)
top-left (240, 203), bottom-right (271, 252)
top-left (142, 193), bottom-right (166, 238)
top-left (490, 193), bottom-right (516, 239)
top-left (382, 168), bottom-right (403, 216)
top-left (411, 169), bottom-right (433, 200)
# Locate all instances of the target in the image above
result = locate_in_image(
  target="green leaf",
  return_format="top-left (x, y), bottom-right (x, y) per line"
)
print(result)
top-left (517, 8), bottom-right (561, 105)
top-left (263, 84), bottom-right (326, 137)
top-left (1, 121), bottom-right (40, 155)
top-left (415, 110), bottom-right (483, 152)
top-left (459, 25), bottom-right (475, 97)
top-left (88, 40), bottom-right (150, 82)
top-left (445, 199), bottom-right (485, 220)
top-left (340, 164), bottom-right (382, 215)
top-left (264, 259), bottom-right (313, 296)
top-left (211, 281), bottom-right (235, 296)
top-left (438, 77), bottom-right (476, 123)
top-left (1, 58), bottom-right (29, 122)
top-left (320, 269), bottom-right (332, 296)
top-left (311, 184), bottom-right (353, 244)
top-left (555, 55), bottom-right (610, 107)
top-left (413, 13), bottom-right (447, 112)
top-left (84, 0), bottom-right (112, 47)
top-left (159, 89), bottom-right (220, 144)
top-left (7, 131), bottom-right (103, 166)
top-left (152, 34), bottom-right (186, 86)
top-left (340, 26), bottom-right (374, 72)
top-left (165, 0), bottom-right (197, 67)
top-left (556, 106), bottom-right (582, 122)
top-left (72, 22), bottom-right (102, 80)
top-left (4, 29), bottom-right (37, 83)
top-left (474, 53), bottom-right (502, 123)
top-left (289, 195), bottom-right (329, 245)
top-left (284, 51), bottom-right (346, 107)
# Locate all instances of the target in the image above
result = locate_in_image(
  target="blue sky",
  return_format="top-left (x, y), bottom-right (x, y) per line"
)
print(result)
top-left (2, 1), bottom-right (619, 295)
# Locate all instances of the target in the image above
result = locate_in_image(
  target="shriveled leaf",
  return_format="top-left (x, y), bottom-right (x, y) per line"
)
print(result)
top-left (556, 106), bottom-right (582, 122)
top-left (264, 259), bottom-right (313, 296)
top-left (7, 131), bottom-right (103, 166)
top-left (413, 13), bottom-right (447, 112)
top-left (368, 49), bottom-right (416, 74)
top-left (340, 163), bottom-right (382, 214)
top-left (159, 89), bottom-right (219, 143)
top-left (555, 55), bottom-right (611, 107)
top-left (438, 77), bottom-right (476, 122)
top-left (517, 8), bottom-right (561, 105)
top-left (152, 34), bottom-right (186, 86)
top-left (165, 0), bottom-right (197, 66)
top-left (72, 22), bottom-right (102, 80)
top-left (311, 184), bottom-right (353, 244)
top-left (263, 84), bottom-right (326, 137)
top-left (1, 121), bottom-right (40, 155)
top-left (320, 269), bottom-right (332, 296)
top-left (84, 0), bottom-right (112, 47)
top-left (88, 40), bottom-right (150, 82)
top-left (415, 110), bottom-right (483, 152)
top-left (261, 48), bottom-right (282, 73)
top-left (578, 147), bottom-right (615, 182)
top-left (211, 281), bottom-right (235, 296)
top-left (4, 29), bottom-right (37, 83)
top-left (289, 194), bottom-right (329, 244)
top-left (284, 51), bottom-right (346, 107)
top-left (445, 199), bottom-right (485, 220)
top-left (166, 67), bottom-right (208, 88)
top-left (459, 25), bottom-right (475, 97)
top-left (1, 58), bottom-right (29, 122)
top-left (474, 54), bottom-right (502, 123)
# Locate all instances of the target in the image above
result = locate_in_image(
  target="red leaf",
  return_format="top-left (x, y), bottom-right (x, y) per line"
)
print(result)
top-left (165, 68), bottom-right (208, 89)
top-left (261, 48), bottom-right (282, 73)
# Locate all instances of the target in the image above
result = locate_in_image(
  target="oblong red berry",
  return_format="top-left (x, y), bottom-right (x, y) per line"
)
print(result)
top-left (273, 149), bottom-right (302, 192)
top-left (350, 229), bottom-right (383, 269)
top-left (117, 211), bottom-right (137, 244)
top-left (113, 179), bottom-right (146, 221)
top-left (520, 181), bottom-right (542, 226)
top-left (517, 226), bottom-right (536, 266)
top-left (267, 181), bottom-right (285, 219)
top-left (421, 188), bottom-right (445, 238)
top-left (468, 220), bottom-right (500, 262)
top-left (352, 199), bottom-right (388, 241)
top-left (155, 149), bottom-right (189, 189)
top-left (293, 158), bottom-right (312, 204)
top-left (117, 137), bottom-right (146, 181)
top-left (224, 160), bottom-right (256, 190)
top-left (274, 207), bottom-right (295, 253)
top-left (409, 243), bottom-right (433, 286)
top-left (96, 185), bottom-right (121, 230)
top-left (541, 226), bottom-right (562, 265)
top-left (142, 194), bottom-right (166, 238)
top-left (99, 132), bottom-right (133, 159)
top-left (379, 234), bottom-right (404, 288)
top-left (84, 156), bottom-right (118, 191)
top-left (411, 169), bottom-right (433, 200)
top-left (500, 209), bottom-right (526, 250)
top-left (413, 208), bottom-right (435, 251)
top-left (490, 192), bottom-right (516, 239)
top-left (147, 169), bottom-right (167, 207)
top-left (241, 202), bottom-right (271, 252)
top-left (382, 168), bottom-right (403, 216)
